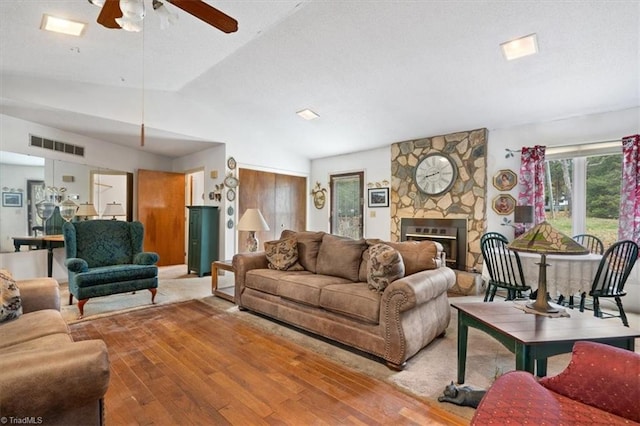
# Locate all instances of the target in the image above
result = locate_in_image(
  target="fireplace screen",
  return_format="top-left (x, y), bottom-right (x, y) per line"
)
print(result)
top-left (400, 218), bottom-right (467, 271)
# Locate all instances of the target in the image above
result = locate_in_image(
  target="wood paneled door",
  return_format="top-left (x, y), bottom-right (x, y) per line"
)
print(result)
top-left (238, 169), bottom-right (306, 252)
top-left (137, 169), bottom-right (186, 266)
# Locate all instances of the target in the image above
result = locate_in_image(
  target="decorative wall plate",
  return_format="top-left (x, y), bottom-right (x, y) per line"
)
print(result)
top-left (227, 219), bottom-right (234, 229)
top-left (227, 206), bottom-right (234, 216)
top-left (224, 174), bottom-right (238, 188)
top-left (227, 157), bottom-right (236, 170)
top-left (226, 188), bottom-right (236, 201)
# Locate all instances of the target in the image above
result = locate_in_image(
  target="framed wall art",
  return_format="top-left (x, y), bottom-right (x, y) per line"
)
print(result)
top-left (492, 194), bottom-right (516, 215)
top-left (368, 188), bottom-right (389, 208)
top-left (493, 169), bottom-right (517, 191)
top-left (2, 192), bottom-right (23, 207)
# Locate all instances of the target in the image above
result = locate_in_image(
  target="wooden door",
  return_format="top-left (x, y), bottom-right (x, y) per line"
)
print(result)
top-left (137, 169), bottom-right (185, 266)
top-left (238, 169), bottom-right (306, 252)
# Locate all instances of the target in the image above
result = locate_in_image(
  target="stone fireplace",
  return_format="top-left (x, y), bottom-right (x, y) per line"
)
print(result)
top-left (390, 128), bottom-right (487, 294)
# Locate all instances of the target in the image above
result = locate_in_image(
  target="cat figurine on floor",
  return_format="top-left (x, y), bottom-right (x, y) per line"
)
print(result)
top-left (437, 381), bottom-right (486, 408)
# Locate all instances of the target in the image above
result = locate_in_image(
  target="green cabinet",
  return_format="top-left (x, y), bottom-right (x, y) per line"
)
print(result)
top-left (187, 206), bottom-right (220, 277)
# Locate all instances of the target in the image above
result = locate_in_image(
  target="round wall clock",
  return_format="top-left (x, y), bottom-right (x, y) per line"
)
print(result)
top-left (414, 153), bottom-right (458, 196)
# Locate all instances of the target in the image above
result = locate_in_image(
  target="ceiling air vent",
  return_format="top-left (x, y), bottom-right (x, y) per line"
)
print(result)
top-left (29, 134), bottom-right (84, 157)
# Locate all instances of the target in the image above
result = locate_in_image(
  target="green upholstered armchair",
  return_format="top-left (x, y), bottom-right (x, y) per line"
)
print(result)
top-left (63, 220), bottom-right (159, 318)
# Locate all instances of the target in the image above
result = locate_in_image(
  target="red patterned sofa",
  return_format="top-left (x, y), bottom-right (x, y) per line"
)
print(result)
top-left (472, 341), bottom-right (640, 425)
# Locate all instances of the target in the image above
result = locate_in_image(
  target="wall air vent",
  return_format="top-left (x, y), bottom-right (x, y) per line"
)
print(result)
top-left (29, 134), bottom-right (85, 157)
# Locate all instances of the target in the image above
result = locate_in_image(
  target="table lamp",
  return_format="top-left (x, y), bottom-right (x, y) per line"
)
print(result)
top-left (237, 208), bottom-right (270, 252)
top-left (102, 201), bottom-right (125, 220)
top-left (509, 221), bottom-right (588, 313)
top-left (76, 202), bottom-right (98, 220)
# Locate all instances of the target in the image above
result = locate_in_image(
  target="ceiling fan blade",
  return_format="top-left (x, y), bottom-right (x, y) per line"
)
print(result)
top-left (97, 0), bottom-right (123, 29)
top-left (167, 0), bottom-right (238, 33)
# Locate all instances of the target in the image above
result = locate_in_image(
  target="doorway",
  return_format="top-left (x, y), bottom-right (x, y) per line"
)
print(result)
top-left (329, 172), bottom-right (364, 239)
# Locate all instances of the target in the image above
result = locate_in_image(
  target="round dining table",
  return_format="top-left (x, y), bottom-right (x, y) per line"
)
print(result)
top-left (513, 251), bottom-right (603, 298)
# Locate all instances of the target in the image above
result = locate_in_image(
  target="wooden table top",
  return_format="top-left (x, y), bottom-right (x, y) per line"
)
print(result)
top-left (13, 234), bottom-right (64, 242)
top-left (451, 301), bottom-right (640, 345)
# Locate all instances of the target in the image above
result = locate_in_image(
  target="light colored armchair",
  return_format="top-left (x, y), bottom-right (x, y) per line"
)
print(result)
top-left (0, 277), bottom-right (110, 425)
top-left (63, 220), bottom-right (159, 318)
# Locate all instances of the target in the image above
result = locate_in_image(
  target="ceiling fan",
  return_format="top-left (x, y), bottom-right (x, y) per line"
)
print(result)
top-left (95, 0), bottom-right (238, 33)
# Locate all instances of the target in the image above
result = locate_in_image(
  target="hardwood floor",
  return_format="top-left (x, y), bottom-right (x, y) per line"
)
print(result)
top-left (70, 300), bottom-right (468, 425)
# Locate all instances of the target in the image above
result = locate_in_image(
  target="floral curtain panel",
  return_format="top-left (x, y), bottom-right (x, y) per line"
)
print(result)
top-left (517, 145), bottom-right (546, 230)
top-left (619, 134), bottom-right (640, 251)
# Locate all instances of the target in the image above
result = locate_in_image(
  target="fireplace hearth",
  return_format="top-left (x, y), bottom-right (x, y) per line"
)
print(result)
top-left (400, 218), bottom-right (468, 271)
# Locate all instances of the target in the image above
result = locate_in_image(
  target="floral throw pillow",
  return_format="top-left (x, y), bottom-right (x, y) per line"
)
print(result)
top-left (367, 243), bottom-right (405, 292)
top-left (0, 269), bottom-right (22, 322)
top-left (264, 237), bottom-right (304, 271)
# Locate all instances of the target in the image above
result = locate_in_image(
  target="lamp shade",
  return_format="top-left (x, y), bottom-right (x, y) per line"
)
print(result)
top-left (76, 202), bottom-right (98, 218)
top-left (102, 201), bottom-right (125, 219)
top-left (237, 209), bottom-right (270, 232)
top-left (514, 205), bottom-right (534, 224)
top-left (508, 221), bottom-right (588, 255)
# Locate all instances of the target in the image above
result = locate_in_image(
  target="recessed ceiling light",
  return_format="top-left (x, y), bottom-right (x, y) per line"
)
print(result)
top-left (500, 33), bottom-right (538, 61)
top-left (40, 14), bottom-right (87, 37)
top-left (296, 109), bottom-right (320, 121)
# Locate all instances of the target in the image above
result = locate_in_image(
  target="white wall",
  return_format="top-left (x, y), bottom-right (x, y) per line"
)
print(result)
top-left (310, 146), bottom-right (391, 239)
top-left (0, 114), bottom-right (173, 280)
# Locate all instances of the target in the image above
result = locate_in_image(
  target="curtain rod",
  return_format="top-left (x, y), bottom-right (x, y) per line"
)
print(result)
top-left (505, 138), bottom-right (622, 156)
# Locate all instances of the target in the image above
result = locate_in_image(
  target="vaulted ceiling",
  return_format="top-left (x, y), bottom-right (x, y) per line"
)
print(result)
top-left (1, 1), bottom-right (638, 159)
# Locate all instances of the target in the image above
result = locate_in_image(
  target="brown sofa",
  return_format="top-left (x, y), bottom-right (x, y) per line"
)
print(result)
top-left (233, 230), bottom-right (456, 369)
top-left (0, 277), bottom-right (110, 426)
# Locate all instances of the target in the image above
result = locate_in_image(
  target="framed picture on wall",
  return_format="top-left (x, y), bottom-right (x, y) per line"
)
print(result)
top-left (492, 194), bottom-right (516, 215)
top-left (493, 169), bottom-right (517, 191)
top-left (368, 188), bottom-right (389, 208)
top-left (2, 192), bottom-right (23, 207)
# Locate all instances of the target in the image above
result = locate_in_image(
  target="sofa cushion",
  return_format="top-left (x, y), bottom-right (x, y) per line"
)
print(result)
top-left (0, 269), bottom-right (22, 323)
top-left (1, 333), bottom-right (72, 355)
top-left (316, 234), bottom-right (367, 282)
top-left (245, 269), bottom-right (312, 296)
top-left (281, 230), bottom-right (325, 273)
top-left (385, 240), bottom-right (442, 275)
top-left (367, 243), bottom-right (405, 292)
top-left (319, 282), bottom-right (381, 324)
top-left (359, 238), bottom-right (384, 282)
top-left (278, 274), bottom-right (351, 307)
top-left (0, 309), bottom-right (69, 349)
top-left (264, 237), bottom-right (304, 271)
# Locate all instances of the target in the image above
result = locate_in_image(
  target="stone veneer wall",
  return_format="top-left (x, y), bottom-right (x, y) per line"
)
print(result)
top-left (390, 128), bottom-right (487, 274)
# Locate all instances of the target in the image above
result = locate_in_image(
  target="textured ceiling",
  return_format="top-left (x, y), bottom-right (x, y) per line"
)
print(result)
top-left (1, 1), bottom-right (638, 160)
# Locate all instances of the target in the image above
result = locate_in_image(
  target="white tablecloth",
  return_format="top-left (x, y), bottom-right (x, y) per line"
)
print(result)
top-left (513, 251), bottom-right (602, 297)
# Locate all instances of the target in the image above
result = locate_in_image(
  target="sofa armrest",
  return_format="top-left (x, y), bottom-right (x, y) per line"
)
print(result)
top-left (232, 252), bottom-right (269, 303)
top-left (16, 278), bottom-right (60, 313)
top-left (65, 257), bottom-right (88, 273)
top-left (382, 267), bottom-right (455, 313)
top-left (134, 251), bottom-right (160, 265)
top-left (539, 341), bottom-right (640, 422)
top-left (0, 340), bottom-right (110, 419)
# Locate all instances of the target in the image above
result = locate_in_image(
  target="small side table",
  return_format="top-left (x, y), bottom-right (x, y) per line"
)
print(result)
top-left (211, 260), bottom-right (235, 302)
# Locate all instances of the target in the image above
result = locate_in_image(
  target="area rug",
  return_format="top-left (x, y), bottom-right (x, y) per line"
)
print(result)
top-left (60, 264), bottom-right (234, 323)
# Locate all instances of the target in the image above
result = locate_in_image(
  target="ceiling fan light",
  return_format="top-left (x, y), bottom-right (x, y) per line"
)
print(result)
top-left (119, 0), bottom-right (145, 22)
top-left (153, 0), bottom-right (178, 29)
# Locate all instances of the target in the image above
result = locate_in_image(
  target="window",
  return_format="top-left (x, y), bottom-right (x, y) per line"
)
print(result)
top-left (329, 172), bottom-right (363, 239)
top-left (545, 144), bottom-right (622, 250)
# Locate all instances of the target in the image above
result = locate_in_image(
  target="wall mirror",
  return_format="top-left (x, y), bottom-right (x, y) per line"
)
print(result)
top-left (0, 150), bottom-right (132, 253)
